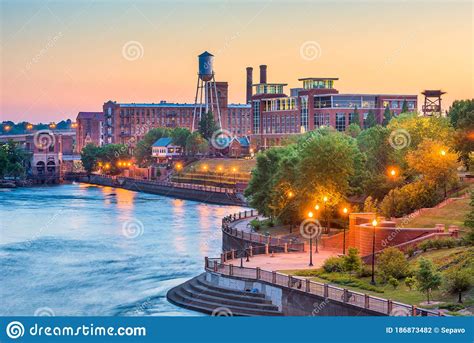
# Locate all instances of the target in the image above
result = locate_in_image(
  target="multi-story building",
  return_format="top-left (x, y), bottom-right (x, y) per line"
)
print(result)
top-left (102, 81), bottom-right (251, 148)
top-left (249, 65), bottom-right (417, 149)
top-left (75, 112), bottom-right (104, 152)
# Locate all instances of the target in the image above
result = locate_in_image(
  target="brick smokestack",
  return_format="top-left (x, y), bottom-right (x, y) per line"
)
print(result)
top-left (259, 65), bottom-right (267, 84)
top-left (246, 67), bottom-right (253, 104)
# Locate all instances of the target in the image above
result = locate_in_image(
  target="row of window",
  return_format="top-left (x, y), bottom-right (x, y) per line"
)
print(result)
top-left (262, 115), bottom-right (299, 134)
top-left (262, 98), bottom-right (297, 112)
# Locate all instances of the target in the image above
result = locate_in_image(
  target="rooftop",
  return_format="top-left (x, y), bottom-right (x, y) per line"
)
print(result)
top-left (152, 137), bottom-right (174, 147)
top-left (298, 77), bottom-right (339, 81)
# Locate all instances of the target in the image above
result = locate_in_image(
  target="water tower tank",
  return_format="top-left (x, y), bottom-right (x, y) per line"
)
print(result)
top-left (198, 51), bottom-right (214, 81)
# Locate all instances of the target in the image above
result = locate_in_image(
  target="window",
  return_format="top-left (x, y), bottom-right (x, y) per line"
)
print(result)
top-left (332, 96), bottom-right (362, 108)
top-left (300, 96), bottom-right (308, 132)
top-left (314, 96), bottom-right (332, 108)
top-left (335, 113), bottom-right (346, 131)
top-left (253, 101), bottom-right (260, 134)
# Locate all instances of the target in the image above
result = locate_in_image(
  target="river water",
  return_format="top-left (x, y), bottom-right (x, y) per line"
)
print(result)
top-left (0, 183), bottom-right (245, 316)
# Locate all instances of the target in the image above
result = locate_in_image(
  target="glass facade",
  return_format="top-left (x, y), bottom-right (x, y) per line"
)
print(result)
top-left (300, 96), bottom-right (308, 132)
top-left (314, 113), bottom-right (330, 127)
top-left (314, 96), bottom-right (332, 108)
top-left (262, 97), bottom-right (297, 111)
top-left (335, 113), bottom-right (346, 131)
top-left (255, 84), bottom-right (285, 95)
top-left (302, 79), bottom-right (334, 89)
top-left (253, 100), bottom-right (260, 134)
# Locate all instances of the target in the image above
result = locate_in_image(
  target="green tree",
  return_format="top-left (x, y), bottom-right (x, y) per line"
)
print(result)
top-left (401, 99), bottom-right (409, 113)
top-left (198, 111), bottom-right (218, 140)
top-left (377, 247), bottom-right (409, 282)
top-left (365, 110), bottom-right (377, 128)
top-left (134, 128), bottom-right (170, 167)
top-left (464, 192), bottom-right (474, 245)
top-left (0, 145), bottom-right (9, 177)
top-left (448, 100), bottom-right (474, 170)
top-left (81, 143), bottom-right (100, 174)
top-left (406, 139), bottom-right (459, 198)
top-left (345, 123), bottom-right (361, 138)
top-left (415, 258), bottom-right (442, 303)
top-left (388, 276), bottom-right (400, 289)
top-left (343, 247), bottom-right (362, 274)
top-left (185, 132), bottom-right (208, 156)
top-left (405, 276), bottom-right (416, 290)
top-left (363, 196), bottom-right (379, 213)
top-left (350, 106), bottom-right (360, 126)
top-left (444, 269), bottom-right (473, 303)
top-left (382, 105), bottom-right (392, 126)
top-left (170, 127), bottom-right (191, 148)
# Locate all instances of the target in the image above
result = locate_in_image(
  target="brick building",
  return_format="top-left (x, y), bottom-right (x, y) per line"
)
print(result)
top-left (249, 65), bottom-right (417, 149)
top-left (75, 112), bottom-right (104, 152)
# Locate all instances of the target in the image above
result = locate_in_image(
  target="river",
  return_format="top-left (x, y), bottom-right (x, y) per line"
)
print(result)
top-left (0, 183), bottom-right (245, 316)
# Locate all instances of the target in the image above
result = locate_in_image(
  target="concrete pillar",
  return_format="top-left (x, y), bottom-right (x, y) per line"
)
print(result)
top-left (387, 300), bottom-right (393, 315)
top-left (272, 271), bottom-right (276, 283)
top-left (231, 249), bottom-right (235, 260)
top-left (256, 267), bottom-right (261, 279)
top-left (365, 294), bottom-right (370, 309)
top-left (284, 243), bottom-right (288, 253)
top-left (265, 244), bottom-right (269, 255)
top-left (229, 264), bottom-right (234, 276)
top-left (249, 245), bottom-right (253, 257)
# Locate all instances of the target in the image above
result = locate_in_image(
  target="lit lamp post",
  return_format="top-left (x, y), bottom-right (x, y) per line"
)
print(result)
top-left (388, 168), bottom-right (397, 219)
top-left (232, 167), bottom-right (237, 186)
top-left (370, 218), bottom-right (378, 285)
top-left (342, 207), bottom-right (349, 255)
top-left (307, 211), bottom-right (314, 267)
top-left (217, 166), bottom-right (223, 187)
top-left (314, 204), bottom-right (320, 253)
top-left (323, 196), bottom-right (329, 234)
top-left (202, 165), bottom-right (208, 186)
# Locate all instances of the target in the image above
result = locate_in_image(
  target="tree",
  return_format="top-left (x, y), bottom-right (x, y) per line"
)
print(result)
top-left (171, 127), bottom-right (191, 148)
top-left (363, 196), bottom-right (379, 213)
top-left (0, 141), bottom-right (30, 179)
top-left (185, 132), bottom-right (208, 156)
top-left (388, 276), bottom-right (400, 289)
top-left (405, 276), bottom-right (416, 290)
top-left (350, 106), bottom-right (360, 126)
top-left (406, 139), bottom-right (459, 198)
top-left (343, 247), bottom-right (362, 274)
top-left (401, 99), bottom-right (409, 113)
top-left (377, 247), bottom-right (409, 282)
top-left (134, 128), bottom-right (170, 167)
top-left (464, 191), bottom-right (474, 245)
top-left (382, 105), bottom-right (392, 126)
top-left (97, 144), bottom-right (131, 175)
top-left (0, 145), bottom-right (10, 177)
top-left (448, 100), bottom-right (474, 170)
top-left (444, 269), bottom-right (472, 303)
top-left (345, 123), bottom-right (361, 138)
top-left (365, 110), bottom-right (377, 128)
top-left (198, 111), bottom-right (218, 140)
top-left (81, 143), bottom-right (100, 174)
top-left (415, 258), bottom-right (442, 303)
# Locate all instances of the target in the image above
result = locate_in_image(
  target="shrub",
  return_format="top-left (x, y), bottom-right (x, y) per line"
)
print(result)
top-left (443, 268), bottom-right (473, 303)
top-left (323, 257), bottom-right (346, 273)
top-left (343, 248), bottom-right (362, 274)
top-left (388, 276), bottom-right (400, 289)
top-left (293, 269), bottom-right (323, 277)
top-left (406, 246), bottom-right (417, 258)
top-left (357, 264), bottom-right (372, 278)
top-left (419, 238), bottom-right (458, 252)
top-left (377, 247), bottom-right (409, 281)
top-left (249, 218), bottom-right (262, 231)
top-left (317, 272), bottom-right (383, 293)
top-left (405, 276), bottom-right (416, 290)
top-left (439, 303), bottom-right (465, 311)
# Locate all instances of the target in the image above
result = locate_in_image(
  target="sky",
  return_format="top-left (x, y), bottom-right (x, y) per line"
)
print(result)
top-left (1, 0), bottom-right (473, 123)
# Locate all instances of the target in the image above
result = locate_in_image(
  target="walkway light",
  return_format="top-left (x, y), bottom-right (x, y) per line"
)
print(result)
top-left (307, 211), bottom-right (314, 218)
top-left (3, 125), bottom-right (11, 131)
top-left (370, 219), bottom-right (378, 285)
top-left (341, 207), bottom-right (350, 255)
top-left (314, 204), bottom-right (320, 211)
top-left (26, 123), bottom-right (33, 130)
top-left (287, 191), bottom-right (294, 198)
top-left (440, 150), bottom-right (446, 156)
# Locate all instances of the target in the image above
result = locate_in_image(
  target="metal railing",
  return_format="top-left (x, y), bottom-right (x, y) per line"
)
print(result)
top-left (222, 210), bottom-right (305, 253)
top-left (204, 257), bottom-right (443, 317)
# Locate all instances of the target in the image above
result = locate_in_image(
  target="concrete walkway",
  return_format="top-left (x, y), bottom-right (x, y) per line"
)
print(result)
top-left (235, 250), bottom-right (338, 271)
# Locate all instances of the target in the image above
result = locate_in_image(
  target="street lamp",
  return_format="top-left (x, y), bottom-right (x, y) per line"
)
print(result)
top-left (307, 211), bottom-right (314, 266)
top-left (342, 207), bottom-right (349, 255)
top-left (388, 168), bottom-right (397, 219)
top-left (232, 167), bottom-right (237, 186)
top-left (323, 196), bottom-right (329, 234)
top-left (439, 150), bottom-right (447, 198)
top-left (370, 219), bottom-right (378, 285)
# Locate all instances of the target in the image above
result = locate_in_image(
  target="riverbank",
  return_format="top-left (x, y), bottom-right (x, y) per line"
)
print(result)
top-left (75, 174), bottom-right (247, 206)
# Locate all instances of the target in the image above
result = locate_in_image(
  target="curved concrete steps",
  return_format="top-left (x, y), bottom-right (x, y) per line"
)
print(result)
top-left (167, 273), bottom-right (283, 316)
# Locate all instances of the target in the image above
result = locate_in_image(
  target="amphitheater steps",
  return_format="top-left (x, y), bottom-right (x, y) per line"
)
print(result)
top-left (167, 273), bottom-right (283, 316)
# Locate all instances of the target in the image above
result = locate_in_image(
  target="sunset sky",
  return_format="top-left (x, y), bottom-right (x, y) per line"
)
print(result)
top-left (1, 0), bottom-right (472, 123)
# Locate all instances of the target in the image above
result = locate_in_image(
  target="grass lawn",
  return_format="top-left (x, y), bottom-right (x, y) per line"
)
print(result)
top-left (280, 246), bottom-right (474, 311)
top-left (396, 184), bottom-right (472, 230)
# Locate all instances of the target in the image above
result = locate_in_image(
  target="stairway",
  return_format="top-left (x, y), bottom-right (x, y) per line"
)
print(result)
top-left (167, 273), bottom-right (283, 316)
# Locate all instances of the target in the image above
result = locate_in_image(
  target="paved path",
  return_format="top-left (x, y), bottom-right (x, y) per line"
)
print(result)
top-left (238, 250), bottom-right (338, 271)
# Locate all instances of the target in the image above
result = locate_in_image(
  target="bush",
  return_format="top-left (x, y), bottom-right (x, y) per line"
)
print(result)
top-left (323, 257), bottom-right (346, 273)
top-left (419, 238), bottom-right (458, 252)
top-left (406, 246), bottom-right (417, 258)
top-left (377, 247), bottom-right (409, 281)
top-left (357, 264), bottom-right (373, 278)
top-left (293, 269), bottom-right (323, 277)
top-left (388, 276), bottom-right (400, 289)
top-left (317, 272), bottom-right (383, 293)
top-left (439, 303), bottom-right (465, 311)
top-left (405, 276), bottom-right (416, 290)
top-left (249, 218), bottom-right (262, 231)
top-left (343, 248), bottom-right (362, 274)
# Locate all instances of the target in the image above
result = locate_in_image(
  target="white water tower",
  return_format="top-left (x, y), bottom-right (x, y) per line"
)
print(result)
top-left (192, 51), bottom-right (222, 131)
